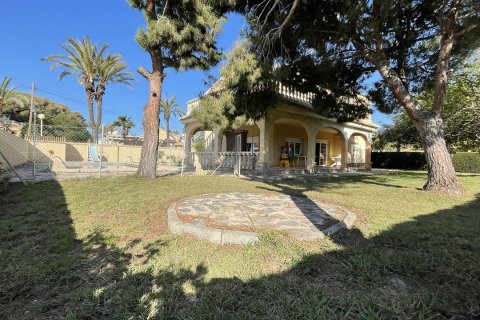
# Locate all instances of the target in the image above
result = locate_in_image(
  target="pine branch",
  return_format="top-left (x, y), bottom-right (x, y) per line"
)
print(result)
top-left (137, 67), bottom-right (152, 80)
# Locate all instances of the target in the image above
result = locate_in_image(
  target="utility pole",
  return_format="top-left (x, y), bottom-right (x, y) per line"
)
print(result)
top-left (27, 82), bottom-right (35, 138)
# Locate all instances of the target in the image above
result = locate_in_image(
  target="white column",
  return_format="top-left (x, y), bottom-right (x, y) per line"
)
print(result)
top-left (184, 125), bottom-right (195, 166)
top-left (306, 126), bottom-right (317, 172)
top-left (212, 127), bottom-right (222, 155)
top-left (341, 132), bottom-right (349, 170)
top-left (256, 118), bottom-right (271, 172)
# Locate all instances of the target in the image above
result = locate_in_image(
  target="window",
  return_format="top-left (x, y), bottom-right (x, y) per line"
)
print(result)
top-left (286, 138), bottom-right (302, 157)
top-left (246, 142), bottom-right (259, 152)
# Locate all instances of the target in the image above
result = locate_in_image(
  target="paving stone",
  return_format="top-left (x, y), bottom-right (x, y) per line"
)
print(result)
top-left (169, 192), bottom-right (356, 244)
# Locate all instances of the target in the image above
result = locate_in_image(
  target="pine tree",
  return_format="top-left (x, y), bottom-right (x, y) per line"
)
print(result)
top-left (239, 0), bottom-right (480, 194)
top-left (128, 0), bottom-right (225, 178)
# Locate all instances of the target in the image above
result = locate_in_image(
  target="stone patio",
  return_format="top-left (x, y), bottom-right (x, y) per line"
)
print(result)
top-left (168, 192), bottom-right (356, 245)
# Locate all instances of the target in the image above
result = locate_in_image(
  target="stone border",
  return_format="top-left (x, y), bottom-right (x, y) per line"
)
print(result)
top-left (167, 194), bottom-right (357, 245)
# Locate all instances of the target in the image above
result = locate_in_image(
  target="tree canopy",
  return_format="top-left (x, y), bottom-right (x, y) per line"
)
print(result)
top-left (230, 0), bottom-right (480, 194)
top-left (193, 41), bottom-right (277, 129)
top-left (2, 91), bottom-right (87, 128)
top-left (376, 61), bottom-right (480, 152)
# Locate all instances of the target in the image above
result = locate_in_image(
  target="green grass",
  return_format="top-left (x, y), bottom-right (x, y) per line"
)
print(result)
top-left (1, 172), bottom-right (479, 319)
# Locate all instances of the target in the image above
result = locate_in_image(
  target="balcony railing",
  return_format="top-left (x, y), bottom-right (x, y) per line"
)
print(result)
top-left (186, 82), bottom-right (314, 115)
top-left (186, 82), bottom-right (372, 122)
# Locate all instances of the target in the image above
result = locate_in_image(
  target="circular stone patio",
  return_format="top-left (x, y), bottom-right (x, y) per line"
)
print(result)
top-left (167, 193), bottom-right (356, 245)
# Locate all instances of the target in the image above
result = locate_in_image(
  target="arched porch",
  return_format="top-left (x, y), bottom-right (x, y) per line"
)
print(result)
top-left (314, 127), bottom-right (347, 170)
top-left (347, 132), bottom-right (372, 170)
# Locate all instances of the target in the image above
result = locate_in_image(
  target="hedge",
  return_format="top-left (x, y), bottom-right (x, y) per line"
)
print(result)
top-left (372, 152), bottom-right (426, 170)
top-left (372, 151), bottom-right (480, 173)
top-left (452, 152), bottom-right (480, 173)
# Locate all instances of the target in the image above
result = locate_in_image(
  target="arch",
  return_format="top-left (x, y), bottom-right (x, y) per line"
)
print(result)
top-left (315, 126), bottom-right (347, 169)
top-left (184, 123), bottom-right (212, 154)
top-left (271, 118), bottom-right (310, 168)
top-left (273, 117), bottom-right (311, 134)
top-left (347, 132), bottom-right (372, 170)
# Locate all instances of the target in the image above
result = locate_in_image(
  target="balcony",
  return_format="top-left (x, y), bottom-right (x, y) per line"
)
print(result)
top-left (186, 82), bottom-right (372, 122)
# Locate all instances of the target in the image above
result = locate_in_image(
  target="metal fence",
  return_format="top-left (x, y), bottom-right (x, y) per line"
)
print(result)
top-left (0, 120), bottom-right (263, 182)
top-left (0, 122), bottom-right (185, 181)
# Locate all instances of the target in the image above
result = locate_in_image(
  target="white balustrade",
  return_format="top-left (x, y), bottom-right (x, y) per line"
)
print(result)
top-left (187, 151), bottom-right (259, 170)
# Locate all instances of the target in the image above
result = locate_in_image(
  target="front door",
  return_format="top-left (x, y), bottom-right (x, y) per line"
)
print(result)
top-left (315, 142), bottom-right (328, 166)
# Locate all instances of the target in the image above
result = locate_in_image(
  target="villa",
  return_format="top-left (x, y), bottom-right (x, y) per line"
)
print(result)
top-left (181, 83), bottom-right (377, 173)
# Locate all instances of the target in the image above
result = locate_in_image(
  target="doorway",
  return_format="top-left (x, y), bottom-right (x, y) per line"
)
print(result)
top-left (315, 141), bottom-right (328, 166)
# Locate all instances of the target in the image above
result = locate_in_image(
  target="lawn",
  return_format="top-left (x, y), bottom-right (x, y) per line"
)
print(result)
top-left (1, 172), bottom-right (479, 319)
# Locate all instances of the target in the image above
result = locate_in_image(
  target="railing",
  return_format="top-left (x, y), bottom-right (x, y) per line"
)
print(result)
top-left (186, 82), bottom-right (315, 115)
top-left (187, 98), bottom-right (201, 115)
top-left (276, 82), bottom-right (314, 106)
top-left (28, 136), bottom-right (66, 143)
top-left (185, 82), bottom-right (373, 123)
top-left (187, 151), bottom-right (258, 170)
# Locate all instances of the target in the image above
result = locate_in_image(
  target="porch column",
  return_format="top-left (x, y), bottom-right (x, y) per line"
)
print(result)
top-left (256, 118), bottom-right (270, 172)
top-left (365, 138), bottom-right (372, 170)
top-left (184, 126), bottom-right (194, 166)
top-left (341, 138), bottom-right (348, 170)
top-left (212, 127), bottom-right (223, 156)
top-left (306, 126), bottom-right (317, 172)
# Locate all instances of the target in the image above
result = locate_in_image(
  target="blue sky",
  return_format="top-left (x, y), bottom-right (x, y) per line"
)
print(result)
top-left (1, 1), bottom-right (391, 134)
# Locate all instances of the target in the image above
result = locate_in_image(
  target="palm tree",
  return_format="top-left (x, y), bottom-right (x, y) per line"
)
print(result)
top-left (0, 77), bottom-right (28, 115)
top-left (95, 53), bottom-right (135, 135)
top-left (43, 37), bottom-right (134, 141)
top-left (112, 115), bottom-right (135, 143)
top-left (160, 96), bottom-right (185, 147)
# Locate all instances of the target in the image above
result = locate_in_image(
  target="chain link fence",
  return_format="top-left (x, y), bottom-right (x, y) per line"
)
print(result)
top-left (0, 121), bottom-right (185, 181)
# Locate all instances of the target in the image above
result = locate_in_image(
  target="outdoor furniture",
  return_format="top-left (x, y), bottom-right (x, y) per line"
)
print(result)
top-left (331, 155), bottom-right (342, 167)
top-left (296, 155), bottom-right (308, 167)
top-left (88, 144), bottom-right (101, 163)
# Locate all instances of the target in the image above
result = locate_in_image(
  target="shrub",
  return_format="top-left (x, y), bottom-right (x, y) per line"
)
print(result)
top-left (452, 152), bottom-right (480, 173)
top-left (372, 151), bottom-right (480, 173)
top-left (372, 152), bottom-right (427, 170)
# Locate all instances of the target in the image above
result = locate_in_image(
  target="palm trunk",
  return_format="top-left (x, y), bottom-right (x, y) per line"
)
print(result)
top-left (414, 111), bottom-right (464, 194)
top-left (165, 116), bottom-right (170, 147)
top-left (94, 84), bottom-right (105, 143)
top-left (137, 54), bottom-right (163, 179)
top-left (84, 82), bottom-right (96, 142)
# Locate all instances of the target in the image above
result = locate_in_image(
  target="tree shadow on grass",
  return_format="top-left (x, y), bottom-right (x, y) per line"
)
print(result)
top-left (97, 193), bottom-right (480, 319)
top-left (246, 172), bottom-right (420, 191)
top-left (1, 181), bottom-right (479, 319)
top-left (150, 195), bottom-right (480, 319)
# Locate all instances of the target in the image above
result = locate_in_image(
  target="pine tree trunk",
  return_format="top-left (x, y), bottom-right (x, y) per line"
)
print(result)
top-left (414, 111), bottom-right (464, 194)
top-left (137, 57), bottom-right (163, 179)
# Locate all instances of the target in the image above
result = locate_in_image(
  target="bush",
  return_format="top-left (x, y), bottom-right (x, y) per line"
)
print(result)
top-left (372, 152), bottom-right (427, 170)
top-left (372, 151), bottom-right (480, 173)
top-left (452, 152), bottom-right (480, 173)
